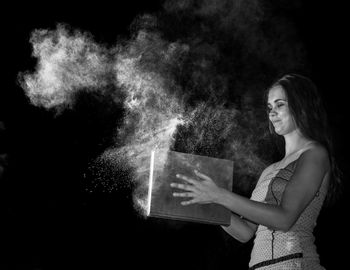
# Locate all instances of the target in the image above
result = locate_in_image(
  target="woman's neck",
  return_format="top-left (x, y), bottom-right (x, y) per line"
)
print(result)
top-left (283, 129), bottom-right (312, 158)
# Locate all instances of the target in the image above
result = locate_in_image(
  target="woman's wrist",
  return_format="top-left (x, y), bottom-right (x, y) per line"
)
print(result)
top-left (212, 187), bottom-right (227, 204)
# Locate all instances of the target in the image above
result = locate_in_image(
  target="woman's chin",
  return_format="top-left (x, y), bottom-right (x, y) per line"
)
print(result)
top-left (274, 128), bottom-right (284, 136)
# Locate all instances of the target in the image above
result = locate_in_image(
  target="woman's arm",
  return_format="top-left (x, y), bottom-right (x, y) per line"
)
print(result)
top-left (217, 146), bottom-right (329, 231)
top-left (221, 213), bottom-right (258, 243)
top-left (172, 145), bottom-right (329, 232)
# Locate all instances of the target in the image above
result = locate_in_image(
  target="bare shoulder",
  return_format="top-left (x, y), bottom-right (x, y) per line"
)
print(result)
top-left (303, 142), bottom-right (329, 158)
top-left (299, 142), bottom-right (330, 170)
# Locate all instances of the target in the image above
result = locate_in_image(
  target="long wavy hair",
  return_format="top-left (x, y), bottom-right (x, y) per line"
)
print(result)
top-left (265, 74), bottom-right (342, 206)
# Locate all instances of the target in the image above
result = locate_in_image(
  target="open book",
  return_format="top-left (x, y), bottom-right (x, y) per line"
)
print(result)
top-left (147, 150), bottom-right (233, 225)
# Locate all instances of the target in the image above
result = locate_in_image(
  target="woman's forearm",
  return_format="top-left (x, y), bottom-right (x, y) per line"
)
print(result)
top-left (216, 188), bottom-right (290, 232)
top-left (221, 213), bottom-right (257, 243)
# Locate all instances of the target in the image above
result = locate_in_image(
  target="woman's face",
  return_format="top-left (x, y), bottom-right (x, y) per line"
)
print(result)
top-left (267, 85), bottom-right (297, 136)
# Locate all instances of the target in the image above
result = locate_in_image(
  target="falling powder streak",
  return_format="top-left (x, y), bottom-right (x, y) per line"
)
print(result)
top-left (147, 150), bottom-right (155, 216)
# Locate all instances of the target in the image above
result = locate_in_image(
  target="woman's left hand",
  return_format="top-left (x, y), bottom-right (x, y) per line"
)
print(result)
top-left (170, 170), bottom-right (223, 205)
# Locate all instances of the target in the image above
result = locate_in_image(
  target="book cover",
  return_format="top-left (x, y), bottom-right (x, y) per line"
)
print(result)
top-left (147, 150), bottom-right (233, 225)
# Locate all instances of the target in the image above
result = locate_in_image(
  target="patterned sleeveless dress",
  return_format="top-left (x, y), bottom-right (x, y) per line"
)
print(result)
top-left (249, 146), bottom-right (329, 270)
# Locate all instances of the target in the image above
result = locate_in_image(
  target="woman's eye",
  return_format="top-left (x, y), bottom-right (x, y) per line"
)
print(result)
top-left (277, 103), bottom-right (285, 108)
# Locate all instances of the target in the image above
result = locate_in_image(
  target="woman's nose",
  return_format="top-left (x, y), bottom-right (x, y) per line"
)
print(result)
top-left (269, 107), bottom-right (278, 117)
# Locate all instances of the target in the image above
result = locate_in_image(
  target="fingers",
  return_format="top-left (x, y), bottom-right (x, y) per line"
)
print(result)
top-left (181, 199), bottom-right (196, 206)
top-left (194, 170), bottom-right (211, 181)
top-left (172, 192), bottom-right (194, 197)
top-left (170, 183), bottom-right (195, 191)
top-left (175, 174), bottom-right (196, 184)
top-left (172, 195), bottom-right (202, 205)
top-left (172, 190), bottom-right (196, 206)
top-left (170, 172), bottom-right (206, 206)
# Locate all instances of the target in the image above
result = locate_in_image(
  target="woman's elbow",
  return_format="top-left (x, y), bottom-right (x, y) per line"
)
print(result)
top-left (221, 226), bottom-right (255, 243)
top-left (266, 216), bottom-right (296, 233)
top-left (276, 218), bottom-right (296, 233)
top-left (238, 228), bottom-right (256, 243)
top-left (279, 224), bottom-right (291, 233)
top-left (240, 234), bottom-right (254, 243)
top-left (230, 233), bottom-right (253, 243)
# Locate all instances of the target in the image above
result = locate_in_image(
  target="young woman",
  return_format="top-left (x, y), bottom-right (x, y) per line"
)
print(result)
top-left (171, 74), bottom-right (341, 269)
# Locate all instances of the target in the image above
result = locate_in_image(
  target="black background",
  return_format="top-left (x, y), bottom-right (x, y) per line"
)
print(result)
top-left (1, 1), bottom-right (349, 269)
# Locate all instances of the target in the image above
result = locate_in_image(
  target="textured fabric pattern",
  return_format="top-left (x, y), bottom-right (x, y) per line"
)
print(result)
top-left (248, 146), bottom-right (328, 269)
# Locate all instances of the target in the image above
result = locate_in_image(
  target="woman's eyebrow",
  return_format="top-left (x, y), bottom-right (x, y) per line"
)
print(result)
top-left (267, 98), bottom-right (286, 105)
top-left (274, 98), bottom-right (286, 102)
top-left (269, 98), bottom-right (286, 104)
